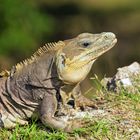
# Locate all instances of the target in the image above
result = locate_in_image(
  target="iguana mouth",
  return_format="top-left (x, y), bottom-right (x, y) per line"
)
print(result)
top-left (89, 38), bottom-right (117, 61)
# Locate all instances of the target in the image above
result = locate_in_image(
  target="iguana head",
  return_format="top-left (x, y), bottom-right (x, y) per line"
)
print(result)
top-left (56, 32), bottom-right (117, 84)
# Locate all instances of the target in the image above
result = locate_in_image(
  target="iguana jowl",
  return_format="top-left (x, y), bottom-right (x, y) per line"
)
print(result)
top-left (0, 32), bottom-right (117, 131)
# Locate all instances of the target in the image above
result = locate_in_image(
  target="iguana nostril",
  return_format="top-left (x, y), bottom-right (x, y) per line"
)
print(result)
top-left (104, 35), bottom-right (108, 39)
top-left (104, 32), bottom-right (116, 39)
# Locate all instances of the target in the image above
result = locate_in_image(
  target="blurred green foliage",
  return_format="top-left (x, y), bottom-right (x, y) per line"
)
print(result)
top-left (0, 0), bottom-right (53, 57)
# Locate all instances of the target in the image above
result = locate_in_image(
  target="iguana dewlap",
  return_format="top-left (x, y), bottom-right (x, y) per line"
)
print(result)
top-left (0, 32), bottom-right (117, 132)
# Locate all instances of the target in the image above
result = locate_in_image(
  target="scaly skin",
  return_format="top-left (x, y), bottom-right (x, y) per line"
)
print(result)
top-left (0, 32), bottom-right (117, 132)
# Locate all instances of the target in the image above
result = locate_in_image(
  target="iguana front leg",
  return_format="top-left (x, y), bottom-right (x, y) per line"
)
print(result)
top-left (72, 84), bottom-right (97, 109)
top-left (40, 90), bottom-right (67, 130)
top-left (40, 90), bottom-right (82, 132)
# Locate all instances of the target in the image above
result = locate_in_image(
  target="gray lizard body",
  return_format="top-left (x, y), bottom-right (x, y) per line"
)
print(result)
top-left (0, 32), bottom-right (117, 131)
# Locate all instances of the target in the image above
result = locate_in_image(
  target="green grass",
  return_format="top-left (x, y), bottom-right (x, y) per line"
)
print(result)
top-left (0, 81), bottom-right (140, 140)
top-left (0, 124), bottom-right (68, 140)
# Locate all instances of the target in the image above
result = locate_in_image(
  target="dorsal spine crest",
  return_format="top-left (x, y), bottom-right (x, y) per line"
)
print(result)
top-left (15, 41), bottom-right (65, 72)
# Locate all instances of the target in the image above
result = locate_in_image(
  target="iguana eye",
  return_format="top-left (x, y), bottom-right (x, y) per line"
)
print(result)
top-left (81, 42), bottom-right (91, 48)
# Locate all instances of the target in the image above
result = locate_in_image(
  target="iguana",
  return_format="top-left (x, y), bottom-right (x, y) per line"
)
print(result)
top-left (0, 32), bottom-right (117, 132)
